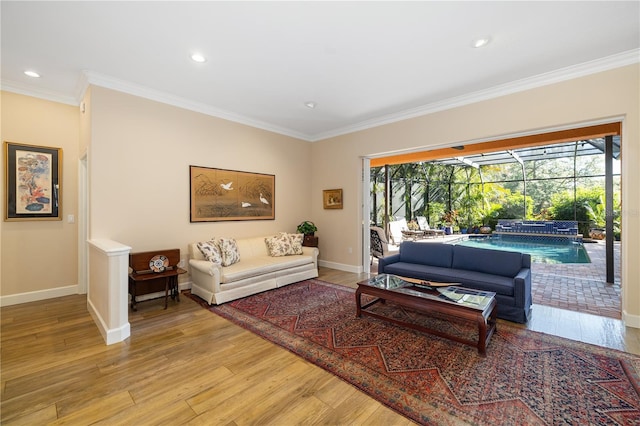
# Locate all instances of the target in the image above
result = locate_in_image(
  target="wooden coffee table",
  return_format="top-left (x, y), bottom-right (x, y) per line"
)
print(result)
top-left (356, 274), bottom-right (497, 355)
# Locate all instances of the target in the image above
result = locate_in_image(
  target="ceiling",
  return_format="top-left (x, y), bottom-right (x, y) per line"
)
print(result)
top-left (2, 2), bottom-right (639, 142)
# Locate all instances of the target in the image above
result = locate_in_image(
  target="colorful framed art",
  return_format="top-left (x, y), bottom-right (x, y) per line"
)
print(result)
top-left (4, 141), bottom-right (62, 221)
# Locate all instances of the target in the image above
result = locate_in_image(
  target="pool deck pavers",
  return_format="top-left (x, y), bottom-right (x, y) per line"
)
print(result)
top-left (531, 240), bottom-right (621, 319)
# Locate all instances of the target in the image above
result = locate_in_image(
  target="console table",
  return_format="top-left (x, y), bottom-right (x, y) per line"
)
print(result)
top-left (128, 249), bottom-right (185, 311)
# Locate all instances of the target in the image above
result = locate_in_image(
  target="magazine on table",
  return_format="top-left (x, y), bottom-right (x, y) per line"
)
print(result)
top-left (437, 287), bottom-right (493, 307)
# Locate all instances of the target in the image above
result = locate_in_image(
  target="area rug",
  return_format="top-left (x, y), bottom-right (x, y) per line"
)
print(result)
top-left (188, 279), bottom-right (640, 425)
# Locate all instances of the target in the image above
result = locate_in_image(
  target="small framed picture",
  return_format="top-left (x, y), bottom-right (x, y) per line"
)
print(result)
top-left (4, 141), bottom-right (62, 221)
top-left (323, 188), bottom-right (343, 209)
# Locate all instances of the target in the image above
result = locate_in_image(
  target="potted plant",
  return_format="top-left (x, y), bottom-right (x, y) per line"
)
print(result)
top-left (441, 210), bottom-right (458, 235)
top-left (297, 221), bottom-right (317, 236)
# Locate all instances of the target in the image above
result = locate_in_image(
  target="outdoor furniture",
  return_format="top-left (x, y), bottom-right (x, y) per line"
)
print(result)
top-left (401, 229), bottom-right (427, 241)
top-left (388, 218), bottom-right (409, 245)
top-left (370, 226), bottom-right (391, 264)
top-left (416, 216), bottom-right (446, 238)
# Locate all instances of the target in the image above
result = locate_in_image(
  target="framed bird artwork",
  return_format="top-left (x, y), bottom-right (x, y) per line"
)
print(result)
top-left (189, 165), bottom-right (275, 222)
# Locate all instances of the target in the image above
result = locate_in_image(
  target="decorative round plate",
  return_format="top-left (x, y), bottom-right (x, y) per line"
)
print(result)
top-left (149, 255), bottom-right (169, 273)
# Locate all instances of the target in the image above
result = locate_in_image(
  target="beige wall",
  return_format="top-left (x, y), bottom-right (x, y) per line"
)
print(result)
top-left (312, 64), bottom-right (640, 323)
top-left (88, 87), bottom-right (314, 263)
top-left (1, 91), bottom-right (79, 298)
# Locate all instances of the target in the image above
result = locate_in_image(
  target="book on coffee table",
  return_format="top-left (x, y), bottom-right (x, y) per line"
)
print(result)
top-left (437, 287), bottom-right (493, 308)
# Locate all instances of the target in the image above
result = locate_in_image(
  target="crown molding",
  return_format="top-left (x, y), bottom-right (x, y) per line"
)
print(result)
top-left (309, 49), bottom-right (640, 142)
top-left (1, 79), bottom-right (77, 106)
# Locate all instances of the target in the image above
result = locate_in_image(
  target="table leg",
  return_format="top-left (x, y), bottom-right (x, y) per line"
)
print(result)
top-left (164, 278), bottom-right (169, 309)
top-left (173, 276), bottom-right (180, 302)
top-left (355, 288), bottom-right (362, 317)
top-left (477, 315), bottom-right (487, 355)
top-left (129, 279), bottom-right (137, 311)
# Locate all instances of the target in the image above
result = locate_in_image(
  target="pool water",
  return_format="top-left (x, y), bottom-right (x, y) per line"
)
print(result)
top-left (452, 235), bottom-right (591, 264)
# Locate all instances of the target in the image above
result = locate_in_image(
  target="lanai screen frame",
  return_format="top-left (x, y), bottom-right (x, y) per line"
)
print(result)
top-left (371, 137), bottom-right (620, 227)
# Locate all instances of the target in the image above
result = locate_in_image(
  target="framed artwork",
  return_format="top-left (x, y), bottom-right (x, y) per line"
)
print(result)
top-left (323, 188), bottom-right (343, 209)
top-left (4, 141), bottom-right (62, 221)
top-left (190, 165), bottom-right (275, 222)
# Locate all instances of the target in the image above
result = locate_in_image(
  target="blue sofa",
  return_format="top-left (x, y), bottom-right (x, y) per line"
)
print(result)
top-left (378, 242), bottom-right (532, 323)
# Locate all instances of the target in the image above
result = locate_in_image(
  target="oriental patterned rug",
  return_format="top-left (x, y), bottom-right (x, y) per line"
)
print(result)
top-left (188, 279), bottom-right (640, 425)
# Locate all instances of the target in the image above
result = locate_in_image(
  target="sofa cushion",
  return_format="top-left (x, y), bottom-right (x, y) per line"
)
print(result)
top-left (382, 262), bottom-right (455, 282)
top-left (452, 246), bottom-right (523, 277)
top-left (400, 242), bottom-right (453, 268)
top-left (221, 255), bottom-right (314, 283)
top-left (440, 269), bottom-right (515, 296)
top-left (218, 237), bottom-right (241, 266)
top-left (196, 240), bottom-right (222, 264)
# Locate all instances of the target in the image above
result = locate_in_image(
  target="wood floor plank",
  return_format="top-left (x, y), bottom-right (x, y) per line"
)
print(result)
top-left (230, 362), bottom-right (336, 425)
top-left (51, 391), bottom-right (135, 425)
top-left (313, 374), bottom-right (360, 408)
top-left (0, 403), bottom-right (58, 426)
top-left (186, 349), bottom-right (304, 416)
top-left (92, 399), bottom-right (198, 426)
top-left (315, 387), bottom-right (388, 425)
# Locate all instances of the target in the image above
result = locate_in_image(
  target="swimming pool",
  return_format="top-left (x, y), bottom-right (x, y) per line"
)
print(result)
top-left (452, 235), bottom-right (591, 264)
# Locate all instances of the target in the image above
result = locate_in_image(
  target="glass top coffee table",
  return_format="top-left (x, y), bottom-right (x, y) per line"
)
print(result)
top-left (356, 274), bottom-right (497, 354)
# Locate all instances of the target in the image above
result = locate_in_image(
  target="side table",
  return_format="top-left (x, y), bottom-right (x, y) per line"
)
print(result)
top-left (302, 235), bottom-right (319, 247)
top-left (128, 248), bottom-right (185, 311)
top-left (128, 267), bottom-right (186, 311)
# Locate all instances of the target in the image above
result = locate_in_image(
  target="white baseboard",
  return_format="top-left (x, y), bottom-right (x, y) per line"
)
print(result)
top-left (87, 297), bottom-right (130, 345)
top-left (623, 310), bottom-right (640, 329)
top-left (0, 285), bottom-right (78, 307)
top-left (318, 260), bottom-right (363, 274)
top-left (132, 282), bottom-right (192, 303)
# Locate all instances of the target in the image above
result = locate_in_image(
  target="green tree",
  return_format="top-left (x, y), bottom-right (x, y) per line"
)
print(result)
top-left (549, 187), bottom-right (620, 237)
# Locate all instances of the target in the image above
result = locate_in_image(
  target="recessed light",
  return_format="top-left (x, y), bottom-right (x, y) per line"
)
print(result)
top-left (191, 53), bottom-right (206, 63)
top-left (24, 70), bottom-right (40, 78)
top-left (471, 36), bottom-right (491, 48)
top-left (304, 101), bottom-right (317, 109)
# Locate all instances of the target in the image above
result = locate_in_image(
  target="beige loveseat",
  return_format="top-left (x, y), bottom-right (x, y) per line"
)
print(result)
top-left (188, 235), bottom-right (319, 305)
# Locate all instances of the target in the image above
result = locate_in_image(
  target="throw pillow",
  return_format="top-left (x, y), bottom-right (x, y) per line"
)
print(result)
top-left (265, 234), bottom-right (290, 257)
top-left (265, 233), bottom-right (304, 256)
top-left (286, 232), bottom-right (304, 255)
top-left (197, 240), bottom-right (222, 264)
top-left (218, 237), bottom-right (241, 266)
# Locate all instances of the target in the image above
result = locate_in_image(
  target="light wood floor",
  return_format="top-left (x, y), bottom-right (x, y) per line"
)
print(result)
top-left (2, 267), bottom-right (639, 425)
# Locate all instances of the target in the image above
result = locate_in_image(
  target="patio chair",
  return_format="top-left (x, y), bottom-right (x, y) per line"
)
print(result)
top-left (370, 226), bottom-right (391, 264)
top-left (388, 218), bottom-right (409, 245)
top-left (416, 216), bottom-right (445, 238)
